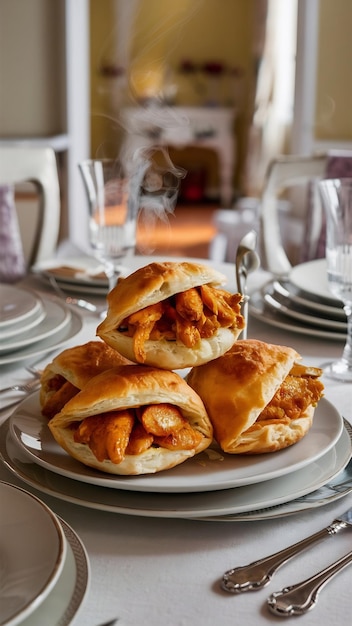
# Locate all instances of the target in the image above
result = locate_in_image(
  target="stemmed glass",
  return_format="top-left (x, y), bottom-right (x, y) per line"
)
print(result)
top-left (79, 158), bottom-right (136, 293)
top-left (318, 177), bottom-right (352, 382)
top-left (79, 149), bottom-right (186, 294)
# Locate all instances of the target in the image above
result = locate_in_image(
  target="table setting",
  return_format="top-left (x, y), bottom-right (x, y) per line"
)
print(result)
top-left (1, 172), bottom-right (352, 625)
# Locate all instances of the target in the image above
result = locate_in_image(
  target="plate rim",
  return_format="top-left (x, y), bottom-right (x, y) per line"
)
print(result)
top-left (0, 298), bottom-right (72, 355)
top-left (289, 258), bottom-right (342, 304)
top-left (249, 289), bottom-right (347, 340)
top-left (0, 285), bottom-right (42, 329)
top-left (0, 307), bottom-right (82, 366)
top-left (1, 420), bottom-right (350, 519)
top-left (0, 480), bottom-right (67, 626)
top-left (9, 394), bottom-right (343, 493)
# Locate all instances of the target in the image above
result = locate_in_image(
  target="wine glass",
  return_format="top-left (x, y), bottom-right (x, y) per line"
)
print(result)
top-left (318, 177), bottom-right (352, 382)
top-left (79, 158), bottom-right (137, 293)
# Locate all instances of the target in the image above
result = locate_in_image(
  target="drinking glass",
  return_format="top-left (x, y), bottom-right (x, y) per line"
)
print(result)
top-left (79, 158), bottom-right (136, 293)
top-left (318, 177), bottom-right (352, 382)
top-left (79, 150), bottom-right (185, 293)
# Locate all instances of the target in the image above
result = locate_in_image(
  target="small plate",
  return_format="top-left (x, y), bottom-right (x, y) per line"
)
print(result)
top-left (273, 280), bottom-right (346, 319)
top-left (262, 285), bottom-right (347, 331)
top-left (10, 394), bottom-right (343, 493)
top-left (0, 299), bottom-right (71, 355)
top-left (249, 289), bottom-right (347, 341)
top-left (0, 481), bottom-right (66, 626)
top-left (20, 517), bottom-right (90, 626)
top-left (32, 257), bottom-right (109, 288)
top-left (0, 303), bottom-right (46, 342)
top-left (289, 259), bottom-right (342, 304)
top-left (0, 285), bottom-right (42, 329)
top-left (0, 308), bottom-right (82, 366)
top-left (1, 420), bottom-right (351, 519)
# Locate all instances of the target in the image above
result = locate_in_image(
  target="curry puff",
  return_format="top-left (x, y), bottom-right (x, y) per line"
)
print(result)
top-left (97, 261), bottom-right (245, 369)
top-left (40, 341), bottom-right (132, 419)
top-left (48, 365), bottom-right (213, 475)
top-left (186, 339), bottom-right (324, 454)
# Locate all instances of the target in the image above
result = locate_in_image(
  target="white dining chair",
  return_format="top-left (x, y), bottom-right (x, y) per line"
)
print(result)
top-left (0, 145), bottom-right (61, 269)
top-left (258, 153), bottom-right (328, 276)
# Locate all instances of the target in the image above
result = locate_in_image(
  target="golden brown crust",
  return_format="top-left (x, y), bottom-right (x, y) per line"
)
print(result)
top-left (48, 365), bottom-right (213, 475)
top-left (40, 341), bottom-right (132, 417)
top-left (186, 339), bottom-right (318, 453)
top-left (97, 261), bottom-right (244, 369)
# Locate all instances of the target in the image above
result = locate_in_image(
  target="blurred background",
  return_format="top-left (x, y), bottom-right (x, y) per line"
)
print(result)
top-left (1, 0), bottom-right (352, 254)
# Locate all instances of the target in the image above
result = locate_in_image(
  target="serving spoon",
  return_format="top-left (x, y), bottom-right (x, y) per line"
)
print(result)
top-left (235, 230), bottom-right (260, 338)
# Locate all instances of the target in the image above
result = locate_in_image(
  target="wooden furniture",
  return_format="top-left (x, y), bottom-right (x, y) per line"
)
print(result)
top-left (121, 106), bottom-right (236, 206)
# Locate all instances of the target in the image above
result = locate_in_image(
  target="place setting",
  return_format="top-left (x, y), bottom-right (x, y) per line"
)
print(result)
top-left (0, 480), bottom-right (90, 626)
top-left (0, 283), bottom-right (82, 367)
top-left (1, 252), bottom-right (351, 524)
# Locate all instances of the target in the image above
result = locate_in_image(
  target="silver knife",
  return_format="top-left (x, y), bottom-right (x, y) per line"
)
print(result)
top-left (222, 506), bottom-right (352, 593)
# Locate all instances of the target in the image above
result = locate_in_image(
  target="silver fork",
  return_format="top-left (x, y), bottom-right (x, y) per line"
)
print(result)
top-left (44, 273), bottom-right (106, 317)
top-left (0, 379), bottom-right (40, 394)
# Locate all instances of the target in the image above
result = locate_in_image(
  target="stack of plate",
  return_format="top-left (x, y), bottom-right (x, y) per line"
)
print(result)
top-left (1, 392), bottom-right (351, 523)
top-left (32, 257), bottom-right (109, 296)
top-left (0, 284), bottom-right (82, 366)
top-left (0, 480), bottom-right (89, 626)
top-left (249, 259), bottom-right (347, 340)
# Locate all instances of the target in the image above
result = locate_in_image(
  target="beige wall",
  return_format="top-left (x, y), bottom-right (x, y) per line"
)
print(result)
top-left (315, 0), bottom-right (352, 142)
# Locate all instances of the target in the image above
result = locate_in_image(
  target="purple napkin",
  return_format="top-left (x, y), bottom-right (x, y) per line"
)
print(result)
top-left (0, 185), bottom-right (26, 283)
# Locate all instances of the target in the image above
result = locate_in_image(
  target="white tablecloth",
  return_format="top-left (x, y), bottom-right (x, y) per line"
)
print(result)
top-left (1, 258), bottom-right (352, 626)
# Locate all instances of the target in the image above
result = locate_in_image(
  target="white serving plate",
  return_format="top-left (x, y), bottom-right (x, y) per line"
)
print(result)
top-left (0, 308), bottom-right (82, 366)
top-left (0, 481), bottom-right (66, 626)
top-left (0, 285), bottom-right (42, 329)
top-left (0, 299), bottom-right (71, 355)
top-left (1, 420), bottom-right (351, 519)
top-left (10, 394), bottom-right (343, 493)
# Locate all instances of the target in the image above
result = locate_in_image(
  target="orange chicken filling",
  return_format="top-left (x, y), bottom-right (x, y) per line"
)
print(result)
top-left (118, 285), bottom-right (244, 362)
top-left (42, 374), bottom-right (80, 420)
top-left (73, 403), bottom-right (203, 464)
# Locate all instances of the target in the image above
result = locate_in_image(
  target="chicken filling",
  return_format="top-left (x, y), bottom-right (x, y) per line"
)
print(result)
top-left (42, 374), bottom-right (80, 420)
top-left (249, 364), bottom-right (324, 429)
top-left (118, 285), bottom-right (244, 362)
top-left (73, 403), bottom-right (203, 464)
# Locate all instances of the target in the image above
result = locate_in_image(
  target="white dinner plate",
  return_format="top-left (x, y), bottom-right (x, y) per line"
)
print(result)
top-left (0, 308), bottom-right (82, 366)
top-left (262, 285), bottom-right (347, 331)
top-left (0, 303), bottom-right (46, 342)
top-left (0, 298), bottom-right (71, 355)
top-left (273, 280), bottom-right (346, 319)
top-left (1, 420), bottom-right (351, 519)
top-left (0, 285), bottom-right (42, 328)
top-left (0, 481), bottom-right (67, 626)
top-left (249, 289), bottom-right (347, 341)
top-left (289, 259), bottom-right (342, 303)
top-left (33, 254), bottom-right (239, 294)
top-left (20, 517), bottom-right (90, 626)
top-left (10, 395), bottom-right (343, 493)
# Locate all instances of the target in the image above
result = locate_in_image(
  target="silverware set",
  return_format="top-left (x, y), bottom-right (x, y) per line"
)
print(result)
top-left (221, 506), bottom-right (352, 615)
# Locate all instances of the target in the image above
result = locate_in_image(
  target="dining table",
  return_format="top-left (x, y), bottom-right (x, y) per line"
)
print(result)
top-left (1, 254), bottom-right (351, 626)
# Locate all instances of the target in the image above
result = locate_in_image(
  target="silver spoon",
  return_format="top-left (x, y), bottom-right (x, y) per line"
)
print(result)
top-left (235, 229), bottom-right (257, 294)
top-left (235, 231), bottom-right (260, 338)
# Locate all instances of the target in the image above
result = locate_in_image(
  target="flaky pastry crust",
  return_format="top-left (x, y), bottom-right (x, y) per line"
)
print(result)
top-left (186, 339), bottom-right (324, 454)
top-left (97, 261), bottom-right (244, 369)
top-left (48, 365), bottom-right (213, 475)
top-left (40, 341), bottom-right (132, 418)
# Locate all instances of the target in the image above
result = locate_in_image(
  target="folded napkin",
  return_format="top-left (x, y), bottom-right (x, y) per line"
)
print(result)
top-left (0, 185), bottom-right (26, 283)
top-left (301, 150), bottom-right (352, 262)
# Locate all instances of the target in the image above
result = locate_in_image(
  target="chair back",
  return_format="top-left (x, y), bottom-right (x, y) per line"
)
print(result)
top-left (259, 154), bottom-right (327, 276)
top-left (0, 145), bottom-right (60, 268)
